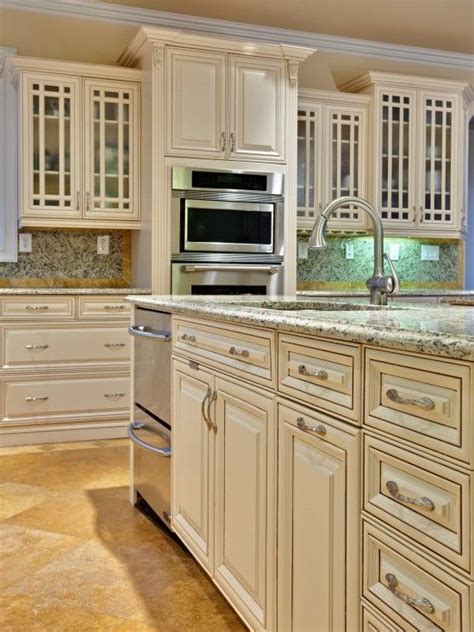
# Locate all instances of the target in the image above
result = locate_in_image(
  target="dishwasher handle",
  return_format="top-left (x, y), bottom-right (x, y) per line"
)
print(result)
top-left (128, 422), bottom-right (171, 457)
top-left (128, 325), bottom-right (171, 341)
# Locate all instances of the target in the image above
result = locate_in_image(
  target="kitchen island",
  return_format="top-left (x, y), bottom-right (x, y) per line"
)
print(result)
top-left (128, 295), bottom-right (474, 632)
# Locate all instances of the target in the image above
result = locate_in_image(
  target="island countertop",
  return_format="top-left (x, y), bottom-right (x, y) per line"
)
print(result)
top-left (127, 295), bottom-right (474, 361)
top-left (0, 288), bottom-right (151, 295)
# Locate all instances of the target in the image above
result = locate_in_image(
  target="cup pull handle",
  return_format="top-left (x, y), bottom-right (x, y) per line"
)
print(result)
top-left (385, 573), bottom-right (435, 614)
top-left (229, 346), bottom-right (249, 358)
top-left (298, 364), bottom-right (328, 380)
top-left (296, 416), bottom-right (326, 436)
top-left (104, 343), bottom-right (126, 348)
top-left (385, 481), bottom-right (435, 511)
top-left (104, 393), bottom-right (125, 399)
top-left (25, 344), bottom-right (49, 350)
top-left (25, 396), bottom-right (48, 402)
top-left (386, 388), bottom-right (435, 411)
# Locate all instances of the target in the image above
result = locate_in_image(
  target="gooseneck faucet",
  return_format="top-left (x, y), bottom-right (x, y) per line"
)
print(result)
top-left (308, 196), bottom-right (400, 306)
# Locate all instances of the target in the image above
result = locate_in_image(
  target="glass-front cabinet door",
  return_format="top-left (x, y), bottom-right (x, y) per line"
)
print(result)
top-left (23, 73), bottom-right (81, 218)
top-left (84, 80), bottom-right (140, 221)
top-left (296, 105), bottom-right (322, 229)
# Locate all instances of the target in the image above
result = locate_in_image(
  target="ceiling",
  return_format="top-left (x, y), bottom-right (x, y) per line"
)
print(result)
top-left (106, 0), bottom-right (474, 54)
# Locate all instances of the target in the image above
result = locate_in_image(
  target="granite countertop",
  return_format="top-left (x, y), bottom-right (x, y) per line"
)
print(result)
top-left (127, 294), bottom-right (474, 361)
top-left (298, 289), bottom-right (474, 297)
top-left (0, 288), bottom-right (151, 295)
top-left (441, 298), bottom-right (474, 306)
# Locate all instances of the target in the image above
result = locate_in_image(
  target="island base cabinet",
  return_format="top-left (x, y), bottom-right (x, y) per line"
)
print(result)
top-left (277, 400), bottom-right (360, 632)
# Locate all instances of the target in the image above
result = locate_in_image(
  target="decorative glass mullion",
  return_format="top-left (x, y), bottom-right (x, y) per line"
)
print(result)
top-left (58, 87), bottom-right (65, 205)
top-left (99, 95), bottom-right (105, 212)
top-left (387, 98), bottom-right (393, 217)
top-left (349, 118), bottom-right (355, 198)
top-left (430, 101), bottom-right (436, 214)
top-left (441, 107), bottom-right (446, 213)
top-left (304, 112), bottom-right (310, 210)
top-left (398, 105), bottom-right (403, 215)
top-left (118, 94), bottom-right (124, 210)
top-left (39, 86), bottom-right (45, 206)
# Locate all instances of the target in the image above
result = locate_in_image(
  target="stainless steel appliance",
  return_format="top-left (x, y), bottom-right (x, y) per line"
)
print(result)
top-left (128, 307), bottom-right (172, 527)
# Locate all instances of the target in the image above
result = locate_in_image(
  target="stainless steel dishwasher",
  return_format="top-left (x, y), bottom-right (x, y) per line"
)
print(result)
top-left (128, 307), bottom-right (172, 527)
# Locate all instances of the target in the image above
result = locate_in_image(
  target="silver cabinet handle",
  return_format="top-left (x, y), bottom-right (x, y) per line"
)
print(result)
top-left (26, 305), bottom-right (49, 311)
top-left (75, 191), bottom-right (81, 211)
top-left (385, 481), bottom-right (435, 511)
top-left (25, 396), bottom-right (48, 402)
top-left (229, 346), bottom-right (249, 358)
top-left (25, 344), bottom-right (49, 350)
top-left (128, 325), bottom-right (171, 341)
top-left (180, 333), bottom-right (196, 343)
top-left (201, 386), bottom-right (212, 429)
top-left (386, 388), bottom-right (435, 411)
top-left (296, 416), bottom-right (326, 436)
top-left (104, 392), bottom-right (125, 399)
top-left (230, 132), bottom-right (235, 152)
top-left (128, 422), bottom-right (171, 457)
top-left (207, 389), bottom-right (218, 432)
top-left (419, 205), bottom-right (424, 223)
top-left (385, 573), bottom-right (435, 614)
top-left (104, 342), bottom-right (126, 348)
top-left (85, 192), bottom-right (91, 212)
top-left (220, 131), bottom-right (226, 152)
top-left (104, 305), bottom-right (126, 311)
top-left (298, 364), bottom-right (328, 380)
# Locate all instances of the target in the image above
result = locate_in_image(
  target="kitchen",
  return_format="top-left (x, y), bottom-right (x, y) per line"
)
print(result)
top-left (0, 1), bottom-right (473, 630)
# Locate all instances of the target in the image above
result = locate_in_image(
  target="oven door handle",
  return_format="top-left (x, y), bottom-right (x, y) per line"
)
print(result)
top-left (182, 265), bottom-right (280, 275)
top-left (128, 422), bottom-right (171, 457)
top-left (128, 326), bottom-right (172, 341)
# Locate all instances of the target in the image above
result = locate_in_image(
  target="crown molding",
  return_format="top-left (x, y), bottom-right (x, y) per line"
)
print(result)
top-left (340, 70), bottom-right (474, 96)
top-left (1, 0), bottom-right (473, 71)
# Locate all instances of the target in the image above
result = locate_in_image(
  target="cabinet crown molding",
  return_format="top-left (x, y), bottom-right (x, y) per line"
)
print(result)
top-left (298, 87), bottom-right (371, 106)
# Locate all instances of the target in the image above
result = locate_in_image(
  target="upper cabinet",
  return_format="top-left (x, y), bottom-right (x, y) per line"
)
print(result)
top-left (296, 89), bottom-right (370, 231)
top-left (341, 72), bottom-right (473, 238)
top-left (167, 48), bottom-right (286, 162)
top-left (4, 58), bottom-right (141, 229)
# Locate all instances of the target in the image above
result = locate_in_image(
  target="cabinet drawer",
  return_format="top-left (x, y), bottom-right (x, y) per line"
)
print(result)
top-left (278, 333), bottom-right (361, 423)
top-left (1, 374), bottom-right (129, 422)
top-left (173, 317), bottom-right (275, 385)
top-left (1, 297), bottom-right (75, 320)
top-left (365, 349), bottom-right (473, 466)
top-left (362, 605), bottom-right (403, 632)
top-left (364, 434), bottom-right (471, 573)
top-left (77, 296), bottom-right (131, 319)
top-left (2, 325), bottom-right (130, 368)
top-left (363, 521), bottom-right (471, 632)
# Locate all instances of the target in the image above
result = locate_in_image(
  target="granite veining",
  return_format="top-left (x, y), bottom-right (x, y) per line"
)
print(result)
top-left (127, 295), bottom-right (474, 361)
top-left (0, 288), bottom-right (150, 295)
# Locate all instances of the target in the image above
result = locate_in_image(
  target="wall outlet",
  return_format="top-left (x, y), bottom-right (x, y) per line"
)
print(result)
top-left (18, 233), bottom-right (32, 253)
top-left (97, 235), bottom-right (110, 255)
top-left (345, 243), bottom-right (355, 260)
top-left (421, 244), bottom-right (440, 261)
top-left (388, 243), bottom-right (400, 261)
top-left (298, 241), bottom-right (309, 260)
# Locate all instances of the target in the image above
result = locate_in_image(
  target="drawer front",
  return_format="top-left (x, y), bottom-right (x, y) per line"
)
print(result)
top-left (362, 605), bottom-right (403, 632)
top-left (364, 435), bottom-right (471, 573)
top-left (365, 349), bottom-right (472, 466)
top-left (363, 521), bottom-right (470, 632)
top-left (278, 333), bottom-right (361, 423)
top-left (173, 317), bottom-right (274, 384)
top-left (2, 374), bottom-right (129, 422)
top-left (2, 326), bottom-right (130, 368)
top-left (77, 296), bottom-right (131, 319)
top-left (1, 297), bottom-right (75, 320)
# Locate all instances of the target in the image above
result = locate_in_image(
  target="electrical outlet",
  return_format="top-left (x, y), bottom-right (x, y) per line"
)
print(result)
top-left (18, 233), bottom-right (32, 253)
top-left (298, 241), bottom-right (309, 260)
top-left (421, 245), bottom-right (440, 261)
top-left (389, 243), bottom-right (400, 261)
top-left (345, 243), bottom-right (355, 260)
top-left (97, 235), bottom-right (110, 255)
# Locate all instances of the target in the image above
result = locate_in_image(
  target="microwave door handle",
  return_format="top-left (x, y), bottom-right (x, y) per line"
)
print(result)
top-left (183, 265), bottom-right (279, 275)
top-left (128, 422), bottom-right (171, 457)
top-left (128, 326), bottom-right (172, 340)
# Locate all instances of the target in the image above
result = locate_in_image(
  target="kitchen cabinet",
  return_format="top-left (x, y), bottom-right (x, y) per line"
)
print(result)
top-left (296, 89), bottom-right (370, 231)
top-left (341, 72), bottom-right (473, 237)
top-left (166, 48), bottom-right (286, 162)
top-left (172, 358), bottom-right (276, 631)
top-left (4, 57), bottom-right (141, 229)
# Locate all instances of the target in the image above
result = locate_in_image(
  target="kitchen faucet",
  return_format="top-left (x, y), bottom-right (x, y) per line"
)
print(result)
top-left (308, 196), bottom-right (400, 306)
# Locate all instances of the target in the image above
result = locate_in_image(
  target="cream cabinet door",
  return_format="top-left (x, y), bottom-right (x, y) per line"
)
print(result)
top-left (278, 401), bottom-right (360, 632)
top-left (228, 56), bottom-right (285, 162)
top-left (21, 72), bottom-right (81, 219)
top-left (171, 360), bottom-right (215, 572)
top-left (83, 79), bottom-right (140, 221)
top-left (166, 48), bottom-right (226, 158)
top-left (213, 376), bottom-right (276, 631)
top-left (297, 104), bottom-right (323, 229)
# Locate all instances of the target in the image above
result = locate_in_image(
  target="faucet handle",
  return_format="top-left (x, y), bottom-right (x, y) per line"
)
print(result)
top-left (383, 252), bottom-right (400, 295)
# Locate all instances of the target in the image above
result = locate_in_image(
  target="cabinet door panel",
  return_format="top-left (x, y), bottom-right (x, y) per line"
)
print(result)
top-left (167, 48), bottom-right (226, 157)
top-left (214, 377), bottom-right (275, 630)
top-left (229, 56), bottom-right (285, 162)
top-left (171, 360), bottom-right (214, 572)
top-left (21, 72), bottom-right (81, 218)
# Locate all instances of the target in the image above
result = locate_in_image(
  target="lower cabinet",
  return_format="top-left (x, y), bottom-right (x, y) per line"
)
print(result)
top-left (172, 358), bottom-right (276, 631)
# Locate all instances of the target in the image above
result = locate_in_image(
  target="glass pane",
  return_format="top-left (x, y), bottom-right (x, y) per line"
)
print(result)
top-left (123, 103), bottom-right (129, 123)
top-left (94, 122), bottom-right (100, 175)
top-left (95, 175), bottom-right (100, 197)
top-left (105, 102), bottom-right (118, 122)
top-left (123, 122), bottom-right (129, 176)
top-left (33, 114), bottom-right (39, 175)
top-left (45, 96), bottom-right (59, 117)
top-left (105, 176), bottom-right (118, 198)
top-left (124, 177), bottom-right (129, 199)
top-left (64, 119), bottom-right (70, 172)
top-left (105, 123), bottom-right (118, 175)
top-left (45, 173), bottom-right (59, 195)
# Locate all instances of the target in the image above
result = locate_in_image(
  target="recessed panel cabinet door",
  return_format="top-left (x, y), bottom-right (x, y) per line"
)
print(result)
top-left (229, 56), bottom-right (286, 162)
top-left (171, 361), bottom-right (215, 572)
top-left (21, 72), bottom-right (81, 218)
top-left (166, 48), bottom-right (226, 157)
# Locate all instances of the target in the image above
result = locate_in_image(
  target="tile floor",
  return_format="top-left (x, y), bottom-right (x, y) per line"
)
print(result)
top-left (0, 439), bottom-right (246, 631)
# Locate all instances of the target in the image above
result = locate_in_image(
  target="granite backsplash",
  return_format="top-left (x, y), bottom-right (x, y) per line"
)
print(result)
top-left (297, 234), bottom-right (463, 290)
top-left (0, 229), bottom-right (131, 288)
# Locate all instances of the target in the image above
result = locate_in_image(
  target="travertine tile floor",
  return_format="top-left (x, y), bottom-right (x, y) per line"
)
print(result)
top-left (0, 439), bottom-right (246, 631)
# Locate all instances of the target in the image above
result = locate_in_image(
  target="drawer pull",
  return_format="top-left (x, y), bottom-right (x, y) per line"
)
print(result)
top-left (201, 386), bottom-right (212, 429)
top-left (296, 416), bottom-right (326, 436)
top-left (25, 396), bottom-right (48, 402)
top-left (104, 305), bottom-right (126, 311)
top-left (386, 388), bottom-right (435, 411)
top-left (25, 305), bottom-right (49, 311)
top-left (104, 392), bottom-right (125, 399)
top-left (104, 343), bottom-right (126, 348)
top-left (385, 481), bottom-right (435, 511)
top-left (385, 573), bottom-right (435, 615)
top-left (229, 346), bottom-right (249, 358)
top-left (298, 364), bottom-right (328, 380)
top-left (25, 344), bottom-right (49, 350)
top-left (181, 333), bottom-right (196, 343)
